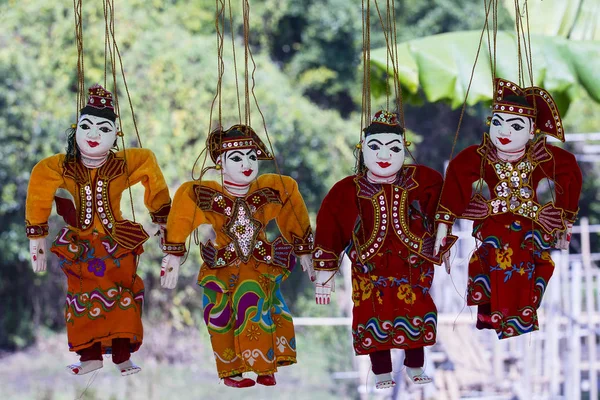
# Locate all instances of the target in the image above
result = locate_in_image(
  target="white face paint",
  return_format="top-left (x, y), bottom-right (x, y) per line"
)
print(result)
top-left (75, 114), bottom-right (117, 158)
top-left (362, 133), bottom-right (405, 177)
top-left (220, 148), bottom-right (259, 185)
top-left (489, 112), bottom-right (534, 153)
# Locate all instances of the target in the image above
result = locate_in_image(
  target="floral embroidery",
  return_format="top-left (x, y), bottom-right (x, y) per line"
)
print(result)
top-left (359, 276), bottom-right (374, 301)
top-left (495, 246), bottom-right (513, 270)
top-left (222, 348), bottom-right (236, 361)
top-left (397, 284), bottom-right (416, 305)
top-left (273, 316), bottom-right (283, 328)
top-left (352, 279), bottom-right (361, 307)
top-left (246, 325), bottom-right (261, 341)
top-left (540, 251), bottom-right (554, 263)
top-left (87, 258), bottom-right (107, 277)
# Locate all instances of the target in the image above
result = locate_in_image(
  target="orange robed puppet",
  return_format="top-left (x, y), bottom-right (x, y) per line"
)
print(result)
top-left (161, 125), bottom-right (315, 388)
top-left (26, 85), bottom-right (171, 376)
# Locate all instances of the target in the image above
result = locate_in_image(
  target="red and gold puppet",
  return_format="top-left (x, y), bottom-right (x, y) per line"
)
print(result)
top-left (161, 125), bottom-right (315, 388)
top-left (26, 84), bottom-right (171, 376)
top-left (312, 110), bottom-right (456, 388)
top-left (434, 78), bottom-right (582, 339)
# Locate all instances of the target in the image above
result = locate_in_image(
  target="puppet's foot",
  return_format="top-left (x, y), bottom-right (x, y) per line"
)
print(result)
top-left (256, 373), bottom-right (276, 386)
top-left (66, 360), bottom-right (103, 375)
top-left (406, 367), bottom-right (432, 384)
top-left (116, 360), bottom-right (141, 376)
top-left (374, 372), bottom-right (395, 389)
top-left (223, 374), bottom-right (256, 388)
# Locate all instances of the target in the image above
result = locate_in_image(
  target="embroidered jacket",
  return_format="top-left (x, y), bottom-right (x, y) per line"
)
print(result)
top-left (25, 149), bottom-right (171, 250)
top-left (164, 174), bottom-right (313, 289)
top-left (313, 165), bottom-right (456, 272)
top-left (436, 135), bottom-right (582, 234)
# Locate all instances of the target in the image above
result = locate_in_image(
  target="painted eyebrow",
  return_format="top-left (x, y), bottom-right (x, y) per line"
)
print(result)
top-left (227, 151), bottom-right (244, 158)
top-left (96, 121), bottom-right (114, 126)
top-left (385, 139), bottom-right (402, 146)
top-left (492, 115), bottom-right (505, 121)
top-left (506, 117), bottom-right (526, 123)
top-left (245, 149), bottom-right (256, 155)
top-left (366, 139), bottom-right (383, 145)
top-left (79, 118), bottom-right (93, 124)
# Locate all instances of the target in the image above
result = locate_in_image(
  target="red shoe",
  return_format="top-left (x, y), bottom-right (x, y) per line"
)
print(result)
top-left (223, 376), bottom-right (256, 388)
top-left (256, 374), bottom-right (277, 386)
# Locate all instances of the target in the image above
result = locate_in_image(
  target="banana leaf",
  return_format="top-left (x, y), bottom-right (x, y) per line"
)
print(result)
top-left (371, 30), bottom-right (600, 114)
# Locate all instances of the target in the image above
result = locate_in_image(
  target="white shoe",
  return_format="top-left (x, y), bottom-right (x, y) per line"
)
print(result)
top-left (116, 359), bottom-right (141, 376)
top-left (374, 372), bottom-right (395, 389)
top-left (406, 367), bottom-right (432, 384)
top-left (66, 360), bottom-right (103, 375)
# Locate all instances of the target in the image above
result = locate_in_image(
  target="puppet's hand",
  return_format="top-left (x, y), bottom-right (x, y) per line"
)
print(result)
top-left (30, 238), bottom-right (47, 273)
top-left (299, 254), bottom-right (316, 282)
top-left (442, 251), bottom-right (451, 274)
top-left (555, 222), bottom-right (573, 250)
top-left (315, 270), bottom-right (335, 305)
top-left (161, 254), bottom-right (181, 289)
top-left (434, 223), bottom-right (449, 256)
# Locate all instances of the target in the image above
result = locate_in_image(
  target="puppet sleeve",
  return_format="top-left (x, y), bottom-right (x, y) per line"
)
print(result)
top-left (435, 146), bottom-right (482, 226)
top-left (312, 176), bottom-right (359, 271)
top-left (550, 145), bottom-right (583, 224)
top-left (125, 148), bottom-right (171, 224)
top-left (163, 181), bottom-right (207, 256)
top-left (267, 175), bottom-right (313, 255)
top-left (25, 154), bottom-right (67, 238)
top-left (415, 166), bottom-right (444, 220)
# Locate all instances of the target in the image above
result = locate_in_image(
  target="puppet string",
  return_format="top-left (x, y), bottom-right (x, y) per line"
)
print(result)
top-left (75, 370), bottom-right (99, 400)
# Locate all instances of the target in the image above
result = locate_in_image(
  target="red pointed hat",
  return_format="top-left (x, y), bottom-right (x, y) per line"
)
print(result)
top-left (207, 124), bottom-right (273, 163)
top-left (493, 78), bottom-right (564, 142)
top-left (86, 84), bottom-right (115, 111)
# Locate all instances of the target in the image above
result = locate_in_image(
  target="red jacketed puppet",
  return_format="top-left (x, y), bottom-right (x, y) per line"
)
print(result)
top-left (313, 111), bottom-right (456, 388)
top-left (434, 78), bottom-right (582, 339)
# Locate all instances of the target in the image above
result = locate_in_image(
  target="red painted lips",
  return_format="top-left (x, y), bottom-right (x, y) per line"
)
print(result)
top-left (87, 140), bottom-right (100, 148)
top-left (498, 138), bottom-right (512, 145)
top-left (377, 162), bottom-right (391, 168)
top-left (243, 169), bottom-right (253, 177)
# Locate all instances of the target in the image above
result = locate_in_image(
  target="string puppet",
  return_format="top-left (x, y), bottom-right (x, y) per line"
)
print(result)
top-left (312, 111), bottom-right (456, 388)
top-left (161, 125), bottom-right (315, 388)
top-left (434, 78), bottom-right (582, 339)
top-left (26, 84), bottom-right (171, 375)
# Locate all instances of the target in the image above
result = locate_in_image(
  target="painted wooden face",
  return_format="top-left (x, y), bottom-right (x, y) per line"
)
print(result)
top-left (362, 133), bottom-right (405, 176)
top-left (489, 112), bottom-right (534, 153)
top-left (75, 114), bottom-right (117, 157)
top-left (220, 148), bottom-right (259, 184)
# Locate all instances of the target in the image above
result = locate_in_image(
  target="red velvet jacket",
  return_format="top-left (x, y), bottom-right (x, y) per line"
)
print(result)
top-left (436, 135), bottom-right (582, 234)
top-left (313, 165), bottom-right (455, 271)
